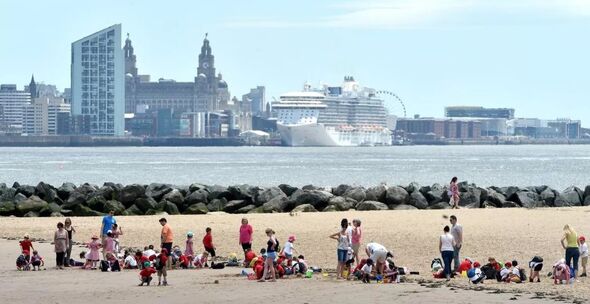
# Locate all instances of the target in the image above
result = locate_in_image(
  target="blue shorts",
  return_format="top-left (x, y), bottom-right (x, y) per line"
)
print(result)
top-left (337, 249), bottom-right (348, 262)
top-left (267, 251), bottom-right (277, 259)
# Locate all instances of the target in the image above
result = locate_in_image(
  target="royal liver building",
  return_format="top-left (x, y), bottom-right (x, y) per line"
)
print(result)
top-left (124, 34), bottom-right (230, 114)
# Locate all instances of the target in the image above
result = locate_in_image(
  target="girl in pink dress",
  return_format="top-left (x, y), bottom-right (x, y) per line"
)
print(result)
top-left (185, 232), bottom-right (195, 264)
top-left (87, 235), bottom-right (101, 269)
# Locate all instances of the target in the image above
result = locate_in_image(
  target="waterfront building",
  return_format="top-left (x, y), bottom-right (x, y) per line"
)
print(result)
top-left (71, 24), bottom-right (125, 136)
top-left (395, 118), bottom-right (482, 140)
top-left (124, 34), bottom-right (230, 115)
top-left (547, 119), bottom-right (581, 139)
top-left (242, 86), bottom-right (266, 116)
top-left (445, 106), bottom-right (515, 120)
top-left (22, 96), bottom-right (71, 136)
top-left (0, 84), bottom-right (31, 134)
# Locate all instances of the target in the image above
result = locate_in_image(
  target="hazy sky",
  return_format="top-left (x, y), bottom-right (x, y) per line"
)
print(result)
top-left (1, 0), bottom-right (589, 125)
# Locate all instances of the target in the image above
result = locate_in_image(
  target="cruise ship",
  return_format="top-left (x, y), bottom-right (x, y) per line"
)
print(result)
top-left (273, 77), bottom-right (392, 146)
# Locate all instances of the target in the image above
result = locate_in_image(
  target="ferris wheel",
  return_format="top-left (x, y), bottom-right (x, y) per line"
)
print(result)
top-left (375, 90), bottom-right (407, 118)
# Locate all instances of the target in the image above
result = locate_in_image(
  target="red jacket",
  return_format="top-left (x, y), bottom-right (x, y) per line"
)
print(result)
top-left (203, 233), bottom-right (213, 249)
top-left (140, 267), bottom-right (156, 277)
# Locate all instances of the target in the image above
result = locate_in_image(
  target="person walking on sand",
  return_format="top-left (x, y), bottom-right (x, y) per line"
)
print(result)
top-left (239, 218), bottom-right (253, 259)
top-left (54, 222), bottom-right (69, 270)
top-left (449, 177), bottom-right (460, 209)
top-left (561, 224), bottom-right (580, 278)
top-left (100, 210), bottom-right (116, 259)
top-left (330, 218), bottom-right (351, 279)
top-left (439, 225), bottom-right (455, 280)
top-left (450, 215), bottom-right (463, 273)
top-left (64, 218), bottom-right (76, 267)
top-left (160, 218), bottom-right (174, 270)
top-left (259, 228), bottom-right (278, 282)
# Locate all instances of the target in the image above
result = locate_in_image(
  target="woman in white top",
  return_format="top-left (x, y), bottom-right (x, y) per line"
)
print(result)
top-left (439, 225), bottom-right (456, 279)
top-left (330, 218), bottom-right (351, 279)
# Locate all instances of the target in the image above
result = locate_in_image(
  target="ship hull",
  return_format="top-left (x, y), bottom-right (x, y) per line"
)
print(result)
top-left (278, 123), bottom-right (392, 147)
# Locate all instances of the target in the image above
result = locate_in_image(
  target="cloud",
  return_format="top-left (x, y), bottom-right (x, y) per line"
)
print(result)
top-left (226, 0), bottom-right (590, 29)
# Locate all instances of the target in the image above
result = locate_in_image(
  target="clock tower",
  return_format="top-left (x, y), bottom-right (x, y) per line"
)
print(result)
top-left (197, 33), bottom-right (215, 79)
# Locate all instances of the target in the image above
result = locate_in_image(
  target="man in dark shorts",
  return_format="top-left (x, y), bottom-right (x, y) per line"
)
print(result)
top-left (159, 218), bottom-right (173, 269)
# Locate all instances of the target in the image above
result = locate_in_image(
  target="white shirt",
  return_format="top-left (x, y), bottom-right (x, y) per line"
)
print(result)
top-left (346, 226), bottom-right (353, 241)
top-left (125, 255), bottom-right (137, 267)
top-left (500, 268), bottom-right (510, 280)
top-left (283, 241), bottom-right (294, 255)
top-left (511, 267), bottom-right (520, 276)
top-left (361, 264), bottom-right (372, 274)
top-left (366, 243), bottom-right (386, 253)
top-left (469, 268), bottom-right (483, 282)
top-left (581, 243), bottom-right (589, 258)
top-left (143, 249), bottom-right (156, 258)
top-left (440, 233), bottom-right (454, 252)
top-left (451, 224), bottom-right (463, 246)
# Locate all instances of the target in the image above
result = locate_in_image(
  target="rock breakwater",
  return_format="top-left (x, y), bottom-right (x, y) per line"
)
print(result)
top-left (0, 181), bottom-right (589, 217)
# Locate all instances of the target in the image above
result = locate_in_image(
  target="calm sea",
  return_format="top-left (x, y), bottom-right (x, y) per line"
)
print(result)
top-left (0, 145), bottom-right (589, 190)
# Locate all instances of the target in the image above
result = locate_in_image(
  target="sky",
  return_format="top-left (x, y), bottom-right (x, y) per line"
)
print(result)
top-left (1, 0), bottom-right (589, 125)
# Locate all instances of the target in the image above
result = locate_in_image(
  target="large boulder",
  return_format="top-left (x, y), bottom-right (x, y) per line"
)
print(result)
top-left (185, 203), bottom-right (209, 215)
top-left (57, 182), bottom-right (76, 200)
top-left (236, 204), bottom-right (257, 214)
top-left (332, 184), bottom-right (352, 196)
top-left (224, 200), bottom-right (250, 213)
top-left (71, 205), bottom-right (103, 216)
top-left (256, 187), bottom-right (286, 206)
top-left (459, 187), bottom-right (481, 207)
top-left (162, 189), bottom-right (184, 205)
top-left (206, 198), bottom-right (227, 212)
top-left (262, 196), bottom-right (290, 213)
top-left (392, 204), bottom-right (418, 211)
top-left (35, 182), bottom-right (57, 202)
top-left (16, 195), bottom-right (48, 215)
top-left (365, 184), bottom-right (387, 202)
top-left (104, 200), bottom-right (126, 214)
top-left (63, 191), bottom-right (87, 208)
top-left (122, 204), bottom-right (144, 216)
top-left (499, 186), bottom-right (521, 199)
top-left (356, 201), bottom-right (389, 211)
top-left (509, 191), bottom-right (541, 208)
top-left (39, 202), bottom-right (61, 216)
top-left (555, 186), bottom-right (583, 207)
top-left (16, 185), bottom-right (36, 197)
top-left (86, 196), bottom-right (107, 212)
top-left (328, 196), bottom-right (357, 211)
top-left (584, 185), bottom-right (590, 204)
top-left (278, 184), bottom-right (298, 197)
top-left (206, 185), bottom-right (231, 201)
top-left (485, 191), bottom-right (506, 207)
top-left (119, 184), bottom-right (146, 206)
top-left (188, 183), bottom-right (207, 192)
top-left (502, 201), bottom-right (520, 208)
top-left (135, 197), bottom-right (157, 213)
top-left (408, 191), bottom-right (429, 209)
top-left (540, 188), bottom-right (557, 206)
top-left (291, 204), bottom-right (318, 213)
top-left (406, 182), bottom-right (421, 194)
top-left (227, 184), bottom-right (260, 201)
top-left (76, 184), bottom-right (98, 196)
top-left (0, 188), bottom-right (16, 202)
top-left (185, 189), bottom-right (209, 205)
top-left (164, 201), bottom-right (180, 215)
top-left (0, 201), bottom-right (15, 215)
top-left (425, 184), bottom-right (445, 205)
top-left (292, 190), bottom-right (334, 210)
top-left (342, 187), bottom-right (366, 203)
top-left (428, 202), bottom-right (451, 210)
top-left (13, 193), bottom-right (27, 204)
top-left (145, 183), bottom-right (173, 201)
top-left (95, 186), bottom-right (115, 201)
top-left (385, 186), bottom-right (409, 205)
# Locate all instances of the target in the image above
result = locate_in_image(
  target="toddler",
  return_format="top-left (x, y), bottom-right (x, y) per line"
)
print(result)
top-left (156, 248), bottom-right (169, 286)
top-left (104, 231), bottom-right (115, 255)
top-left (281, 235), bottom-right (297, 262)
top-left (30, 250), bottom-right (44, 271)
top-left (361, 258), bottom-right (374, 283)
top-left (468, 261), bottom-right (484, 284)
top-left (580, 236), bottom-right (588, 277)
top-left (16, 250), bottom-right (30, 271)
top-left (111, 224), bottom-right (123, 254)
top-left (193, 251), bottom-right (209, 268)
top-left (139, 261), bottom-right (156, 286)
top-left (185, 231), bottom-right (195, 263)
top-left (86, 235), bottom-right (102, 269)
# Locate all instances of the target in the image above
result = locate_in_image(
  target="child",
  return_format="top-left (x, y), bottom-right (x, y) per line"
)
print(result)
top-left (156, 248), bottom-right (169, 286)
top-left (111, 224), bottom-right (123, 254)
top-left (139, 261), bottom-right (156, 286)
top-left (104, 231), bottom-right (115, 255)
top-left (361, 259), bottom-right (374, 283)
top-left (528, 256), bottom-right (544, 282)
top-left (30, 250), bottom-right (44, 271)
top-left (510, 260), bottom-right (525, 283)
top-left (16, 250), bottom-right (30, 271)
top-left (124, 250), bottom-right (138, 269)
top-left (468, 261), bottom-right (485, 284)
top-left (244, 249), bottom-right (256, 267)
top-left (105, 252), bottom-right (121, 272)
top-left (499, 261), bottom-right (512, 282)
top-left (19, 234), bottom-right (34, 257)
top-left (580, 236), bottom-right (588, 277)
top-left (553, 259), bottom-right (572, 285)
top-left (281, 235), bottom-right (297, 262)
top-left (185, 231), bottom-right (195, 263)
top-left (81, 251), bottom-right (92, 269)
top-left (143, 245), bottom-right (156, 261)
top-left (344, 247), bottom-right (355, 279)
top-left (136, 250), bottom-right (147, 269)
top-left (86, 235), bottom-right (102, 270)
top-left (203, 227), bottom-right (216, 258)
top-left (193, 251), bottom-right (209, 268)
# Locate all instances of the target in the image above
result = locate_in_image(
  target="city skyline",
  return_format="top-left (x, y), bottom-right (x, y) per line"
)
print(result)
top-left (1, 0), bottom-right (589, 125)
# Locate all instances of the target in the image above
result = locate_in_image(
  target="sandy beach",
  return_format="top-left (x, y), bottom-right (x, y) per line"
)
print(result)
top-left (2, 208), bottom-right (590, 303)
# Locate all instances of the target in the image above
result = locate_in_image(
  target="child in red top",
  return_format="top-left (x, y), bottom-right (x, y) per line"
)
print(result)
top-left (156, 249), bottom-right (169, 286)
top-left (20, 234), bottom-right (34, 255)
top-left (139, 261), bottom-right (156, 286)
top-left (203, 227), bottom-right (216, 257)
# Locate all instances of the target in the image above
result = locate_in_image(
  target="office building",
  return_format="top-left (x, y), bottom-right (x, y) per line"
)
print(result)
top-left (71, 24), bottom-right (125, 136)
top-left (395, 118), bottom-right (481, 139)
top-left (0, 84), bottom-right (31, 134)
top-left (445, 106), bottom-right (515, 119)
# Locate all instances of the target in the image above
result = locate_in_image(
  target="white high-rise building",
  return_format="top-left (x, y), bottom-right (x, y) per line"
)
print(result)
top-left (71, 24), bottom-right (124, 136)
top-left (22, 96), bottom-right (71, 135)
top-left (0, 84), bottom-right (31, 134)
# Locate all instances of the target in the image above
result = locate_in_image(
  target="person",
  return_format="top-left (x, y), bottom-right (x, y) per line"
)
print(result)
top-left (509, 260), bottom-right (523, 283)
top-left (139, 261), bottom-right (157, 286)
top-left (124, 250), bottom-right (138, 269)
top-left (580, 236), bottom-right (588, 277)
top-left (259, 228), bottom-right (278, 282)
top-left (365, 242), bottom-right (392, 275)
top-left (281, 235), bottom-right (297, 261)
top-left (193, 251), bottom-right (209, 268)
top-left (63, 218), bottom-right (76, 266)
top-left (30, 250), bottom-right (44, 271)
top-left (203, 227), bottom-right (216, 258)
top-left (468, 261), bottom-right (484, 284)
top-left (16, 250), bottom-right (30, 271)
top-left (439, 225), bottom-right (455, 280)
top-left (351, 219), bottom-right (362, 265)
top-left (361, 259), bottom-right (374, 283)
top-left (499, 261), bottom-right (512, 282)
top-left (185, 231), bottom-right (195, 262)
top-left (156, 248), bottom-right (169, 286)
top-left (450, 215), bottom-right (463, 273)
top-left (54, 222), bottom-right (69, 270)
top-left (104, 252), bottom-right (121, 272)
top-left (104, 230), bottom-right (115, 255)
top-left (449, 177), bottom-right (460, 209)
top-left (111, 223), bottom-right (123, 254)
top-left (19, 234), bottom-right (34, 255)
top-left (292, 255), bottom-right (307, 274)
top-left (553, 259), bottom-right (572, 285)
top-left (87, 235), bottom-right (101, 270)
top-left (239, 218), bottom-right (253, 258)
top-left (457, 258), bottom-right (473, 274)
top-left (528, 256), bottom-right (544, 282)
top-left (143, 245), bottom-right (156, 260)
top-left (159, 218), bottom-right (173, 269)
top-left (100, 210), bottom-right (116, 259)
top-left (330, 218), bottom-right (351, 279)
top-left (560, 224), bottom-right (580, 278)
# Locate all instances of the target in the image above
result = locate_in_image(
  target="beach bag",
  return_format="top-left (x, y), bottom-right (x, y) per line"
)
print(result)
top-left (100, 260), bottom-right (109, 272)
top-left (519, 268), bottom-right (527, 282)
top-left (211, 262), bottom-right (225, 269)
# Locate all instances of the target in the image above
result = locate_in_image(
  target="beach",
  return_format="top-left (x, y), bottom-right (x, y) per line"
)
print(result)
top-left (2, 208), bottom-right (590, 303)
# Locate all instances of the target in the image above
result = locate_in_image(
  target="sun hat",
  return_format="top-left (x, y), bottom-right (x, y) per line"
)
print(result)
top-left (23, 234), bottom-right (29, 239)
top-left (473, 261), bottom-right (481, 268)
top-left (505, 261), bottom-right (512, 268)
top-left (187, 231), bottom-right (194, 237)
top-left (579, 236), bottom-right (586, 242)
top-left (91, 234), bottom-right (99, 239)
top-left (143, 261), bottom-right (150, 268)
top-left (288, 235), bottom-right (296, 242)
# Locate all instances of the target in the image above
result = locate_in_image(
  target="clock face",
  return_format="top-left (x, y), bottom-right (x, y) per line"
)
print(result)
top-left (202, 62), bottom-right (209, 69)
